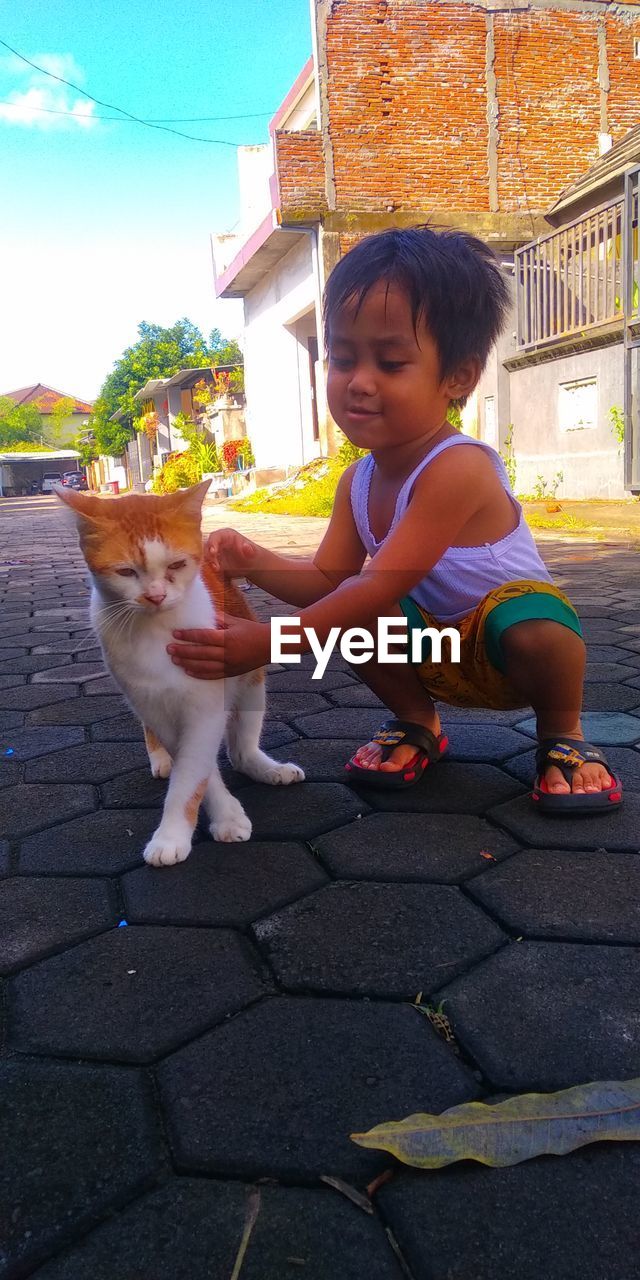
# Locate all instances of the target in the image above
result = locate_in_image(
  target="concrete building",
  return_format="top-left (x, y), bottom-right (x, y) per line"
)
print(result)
top-left (211, 0), bottom-right (640, 495)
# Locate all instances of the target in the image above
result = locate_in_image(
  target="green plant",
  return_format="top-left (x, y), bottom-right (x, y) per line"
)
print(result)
top-left (228, 368), bottom-right (245, 396)
top-left (152, 451), bottom-right (201, 494)
top-left (609, 405), bottom-right (625, 450)
top-left (336, 437), bottom-right (369, 466)
top-left (189, 435), bottom-right (220, 474)
top-left (533, 470), bottom-right (564, 500)
top-left (500, 423), bottom-right (517, 490)
top-left (446, 403), bottom-right (463, 431)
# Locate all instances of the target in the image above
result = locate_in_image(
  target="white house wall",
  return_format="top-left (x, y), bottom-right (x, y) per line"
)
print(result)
top-left (243, 236), bottom-right (318, 470)
top-left (507, 345), bottom-right (625, 499)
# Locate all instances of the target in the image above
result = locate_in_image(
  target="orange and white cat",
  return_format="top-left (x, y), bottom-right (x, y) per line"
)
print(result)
top-left (57, 480), bottom-right (304, 867)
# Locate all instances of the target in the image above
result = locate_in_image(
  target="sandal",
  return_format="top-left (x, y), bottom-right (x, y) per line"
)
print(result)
top-left (532, 737), bottom-right (623, 813)
top-left (344, 718), bottom-right (449, 789)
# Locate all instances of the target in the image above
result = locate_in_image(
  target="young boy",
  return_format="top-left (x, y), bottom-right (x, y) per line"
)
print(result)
top-left (168, 226), bottom-right (622, 812)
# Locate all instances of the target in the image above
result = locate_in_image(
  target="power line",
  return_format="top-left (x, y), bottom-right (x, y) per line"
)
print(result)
top-left (0, 99), bottom-right (274, 124)
top-left (0, 37), bottom-right (271, 144)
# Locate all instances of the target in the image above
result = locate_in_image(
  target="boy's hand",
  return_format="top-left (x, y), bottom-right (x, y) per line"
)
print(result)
top-left (205, 528), bottom-right (256, 576)
top-left (168, 615), bottom-right (271, 679)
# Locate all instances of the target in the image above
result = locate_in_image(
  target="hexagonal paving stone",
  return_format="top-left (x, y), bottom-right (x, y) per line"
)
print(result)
top-left (0, 653), bottom-right (73, 674)
top-left (438, 940), bottom-right (640, 1090)
top-left (9, 925), bottom-right (272, 1062)
top-left (1, 1057), bottom-right (163, 1278)
top-left (467, 848), bottom-right (640, 942)
top-left (312, 812), bottom-right (520, 881)
top-left (488, 792), bottom-right (640, 851)
top-left (267, 667), bottom-right (357, 693)
top-left (0, 782), bottom-right (97, 838)
top-left (271, 737), bottom-right (373, 782)
top-left (0, 672), bottom-right (26, 688)
top-left (358, 763), bottom-right (526, 815)
top-left (83, 675), bottom-right (120, 695)
top-left (584, 661), bottom-right (640, 682)
top-left (515, 711), bottom-right (640, 745)
top-left (0, 629), bottom-right (82, 648)
top-left (0, 725), bottom-right (84, 761)
top-left (231, 781), bottom-right (368, 840)
top-left (0, 757), bottom-right (21, 789)
top-left (262, 691), bottom-right (333, 719)
top-left (294, 708), bottom-right (388, 739)
top-left (378, 1147), bottom-right (640, 1280)
top-left (26, 741), bottom-right (148, 783)
top-left (586, 644), bottom-right (640, 664)
top-left (580, 683), bottom-right (640, 711)
top-left (0, 708), bottom-right (25, 730)
top-left (34, 1180), bottom-right (406, 1280)
top-left (100, 767), bottom-right (167, 809)
top-left (253, 883), bottom-right (506, 997)
top-left (0, 839), bottom-right (9, 875)
top-left (616, 671), bottom-right (640, 690)
top-left (89, 712), bottom-right (144, 741)
top-left (0, 877), bottom-right (115, 973)
top-left (18, 809), bottom-right (159, 875)
top-left (444, 724), bottom-right (532, 762)
top-left (31, 662), bottom-right (105, 683)
top-left (0, 683), bottom-right (78, 710)
top-left (327, 684), bottom-right (386, 708)
top-left (122, 840), bottom-right (327, 926)
top-left (157, 997), bottom-right (479, 1180)
top-left (27, 694), bottom-right (126, 725)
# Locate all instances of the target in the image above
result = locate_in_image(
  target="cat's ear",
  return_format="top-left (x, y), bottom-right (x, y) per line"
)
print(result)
top-left (165, 479), bottom-right (212, 516)
top-left (54, 485), bottom-right (106, 524)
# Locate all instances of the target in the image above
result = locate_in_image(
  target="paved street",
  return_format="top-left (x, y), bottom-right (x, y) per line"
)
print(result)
top-left (1, 494), bottom-right (640, 1279)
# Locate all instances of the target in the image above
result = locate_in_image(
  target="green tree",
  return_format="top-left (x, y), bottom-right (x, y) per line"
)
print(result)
top-left (208, 328), bottom-right (242, 365)
top-left (0, 397), bottom-right (43, 447)
top-left (44, 395), bottom-right (76, 447)
top-left (90, 318), bottom-right (242, 457)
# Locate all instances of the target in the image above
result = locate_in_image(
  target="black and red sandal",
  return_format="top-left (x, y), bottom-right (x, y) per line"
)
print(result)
top-left (344, 718), bottom-right (449, 789)
top-left (532, 737), bottom-right (623, 814)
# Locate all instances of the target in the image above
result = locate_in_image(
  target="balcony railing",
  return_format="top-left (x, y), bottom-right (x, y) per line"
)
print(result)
top-left (515, 195), bottom-right (638, 351)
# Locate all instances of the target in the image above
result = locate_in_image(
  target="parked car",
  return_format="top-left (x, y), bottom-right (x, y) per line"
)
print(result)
top-left (62, 471), bottom-right (88, 490)
top-left (41, 472), bottom-right (63, 494)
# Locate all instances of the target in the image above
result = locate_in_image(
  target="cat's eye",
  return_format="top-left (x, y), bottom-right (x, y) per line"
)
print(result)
top-left (115, 567), bottom-right (138, 578)
top-left (168, 560), bottom-right (187, 571)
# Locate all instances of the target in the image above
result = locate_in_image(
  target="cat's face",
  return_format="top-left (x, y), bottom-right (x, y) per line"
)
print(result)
top-left (57, 480), bottom-right (211, 612)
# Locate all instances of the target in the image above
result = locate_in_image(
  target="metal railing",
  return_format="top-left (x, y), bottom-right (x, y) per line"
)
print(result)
top-left (515, 195), bottom-right (632, 350)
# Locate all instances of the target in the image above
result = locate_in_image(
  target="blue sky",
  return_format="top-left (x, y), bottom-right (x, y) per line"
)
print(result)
top-left (0, 0), bottom-right (312, 400)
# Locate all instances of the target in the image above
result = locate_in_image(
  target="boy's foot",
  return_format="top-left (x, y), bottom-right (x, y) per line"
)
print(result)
top-left (352, 715), bottom-right (442, 773)
top-left (354, 727), bottom-right (613, 793)
top-left (533, 737), bottom-right (622, 811)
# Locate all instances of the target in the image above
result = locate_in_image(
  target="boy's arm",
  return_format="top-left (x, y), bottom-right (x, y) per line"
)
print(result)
top-left (222, 463), bottom-right (366, 607)
top-left (291, 447), bottom-right (489, 644)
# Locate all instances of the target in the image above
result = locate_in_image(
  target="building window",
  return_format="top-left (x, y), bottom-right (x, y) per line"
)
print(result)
top-left (558, 378), bottom-right (597, 432)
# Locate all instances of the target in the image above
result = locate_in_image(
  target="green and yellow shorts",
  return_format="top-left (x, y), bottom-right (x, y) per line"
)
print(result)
top-left (399, 579), bottom-right (582, 711)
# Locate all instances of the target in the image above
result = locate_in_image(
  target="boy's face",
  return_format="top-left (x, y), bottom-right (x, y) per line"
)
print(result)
top-left (326, 281), bottom-right (470, 451)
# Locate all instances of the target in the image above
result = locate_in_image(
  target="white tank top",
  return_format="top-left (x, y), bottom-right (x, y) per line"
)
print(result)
top-left (350, 435), bottom-right (552, 623)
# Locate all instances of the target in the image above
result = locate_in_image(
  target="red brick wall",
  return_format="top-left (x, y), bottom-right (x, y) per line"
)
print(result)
top-left (493, 9), bottom-right (601, 211)
top-left (321, 0), bottom-right (640, 216)
top-left (274, 130), bottom-right (326, 211)
top-left (326, 0), bottom-right (490, 211)
top-left (605, 14), bottom-right (640, 139)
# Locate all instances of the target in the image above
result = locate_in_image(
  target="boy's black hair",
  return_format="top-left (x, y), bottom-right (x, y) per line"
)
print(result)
top-left (323, 225), bottom-right (511, 394)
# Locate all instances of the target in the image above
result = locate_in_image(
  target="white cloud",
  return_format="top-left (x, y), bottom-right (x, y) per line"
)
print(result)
top-left (0, 51), bottom-right (96, 129)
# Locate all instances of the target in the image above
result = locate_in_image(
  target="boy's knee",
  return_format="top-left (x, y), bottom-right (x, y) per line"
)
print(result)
top-left (501, 619), bottom-right (585, 664)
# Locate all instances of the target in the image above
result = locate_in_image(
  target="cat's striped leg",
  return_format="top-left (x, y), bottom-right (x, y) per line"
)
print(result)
top-left (226, 671), bottom-right (305, 786)
top-left (143, 726), bottom-right (172, 779)
top-left (143, 722), bottom-right (221, 866)
top-left (205, 761), bottom-right (252, 843)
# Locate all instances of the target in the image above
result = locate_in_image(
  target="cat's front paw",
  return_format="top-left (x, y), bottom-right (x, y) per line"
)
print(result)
top-left (143, 828), bottom-right (191, 866)
top-left (265, 761), bottom-right (305, 786)
top-left (148, 747), bottom-right (172, 779)
top-left (210, 804), bottom-right (252, 843)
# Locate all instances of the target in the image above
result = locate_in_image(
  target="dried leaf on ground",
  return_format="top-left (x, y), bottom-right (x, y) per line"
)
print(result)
top-left (351, 1077), bottom-right (640, 1169)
